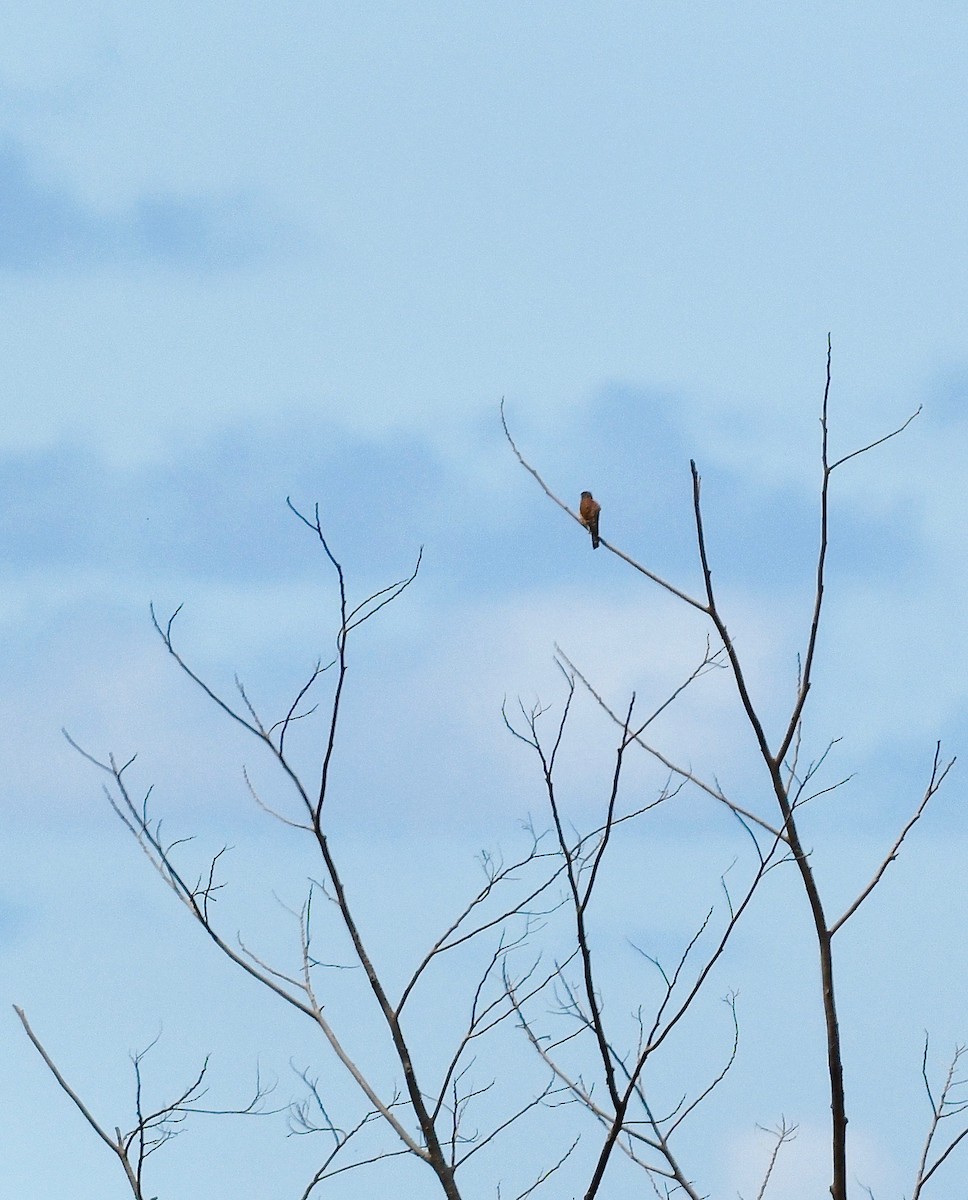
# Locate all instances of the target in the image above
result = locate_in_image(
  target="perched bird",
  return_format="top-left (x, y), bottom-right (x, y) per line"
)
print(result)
top-left (579, 491), bottom-right (601, 549)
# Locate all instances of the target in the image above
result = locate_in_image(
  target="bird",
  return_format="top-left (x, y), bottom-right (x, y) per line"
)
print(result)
top-left (579, 491), bottom-right (601, 549)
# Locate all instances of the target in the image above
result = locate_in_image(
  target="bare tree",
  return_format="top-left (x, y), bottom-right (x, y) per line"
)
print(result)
top-left (501, 337), bottom-right (955, 1199)
top-left (22, 501), bottom-right (582, 1200)
top-left (16, 342), bottom-right (964, 1199)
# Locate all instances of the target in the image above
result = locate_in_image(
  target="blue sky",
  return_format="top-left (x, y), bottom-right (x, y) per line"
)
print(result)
top-left (4, 4), bottom-right (968, 1198)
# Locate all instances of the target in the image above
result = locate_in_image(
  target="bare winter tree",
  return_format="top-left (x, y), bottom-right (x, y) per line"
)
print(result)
top-left (500, 338), bottom-right (958, 1200)
top-left (16, 341), bottom-right (965, 1199)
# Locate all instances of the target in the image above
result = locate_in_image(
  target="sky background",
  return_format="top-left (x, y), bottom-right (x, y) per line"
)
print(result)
top-left (4, 3), bottom-right (968, 1198)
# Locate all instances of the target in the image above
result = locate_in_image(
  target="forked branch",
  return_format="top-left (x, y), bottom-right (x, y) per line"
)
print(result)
top-left (14, 1008), bottom-right (269, 1200)
top-left (913, 1038), bottom-right (968, 1197)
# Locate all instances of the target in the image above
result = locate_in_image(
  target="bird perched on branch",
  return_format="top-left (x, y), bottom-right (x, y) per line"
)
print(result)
top-left (579, 491), bottom-right (601, 549)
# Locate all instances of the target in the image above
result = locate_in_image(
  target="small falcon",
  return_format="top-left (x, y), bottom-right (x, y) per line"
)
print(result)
top-left (579, 491), bottom-right (601, 549)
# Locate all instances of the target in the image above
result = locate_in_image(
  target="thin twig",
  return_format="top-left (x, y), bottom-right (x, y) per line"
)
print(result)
top-left (831, 743), bottom-right (955, 935)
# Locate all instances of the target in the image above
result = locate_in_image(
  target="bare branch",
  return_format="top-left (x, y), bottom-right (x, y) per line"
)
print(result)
top-left (512, 1134), bottom-right (581, 1200)
top-left (776, 338), bottom-right (921, 766)
top-left (831, 744), bottom-right (955, 935)
top-left (396, 830), bottom-right (562, 1017)
top-left (666, 992), bottom-right (740, 1137)
top-left (15, 1006), bottom-right (124, 1160)
top-left (15, 1009), bottom-right (271, 1200)
top-left (913, 1038), bottom-right (968, 1197)
top-left (828, 404), bottom-right (922, 472)
top-left (753, 1118), bottom-right (798, 1200)
top-left (556, 648), bottom-right (784, 840)
top-left (501, 400), bottom-right (707, 611)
